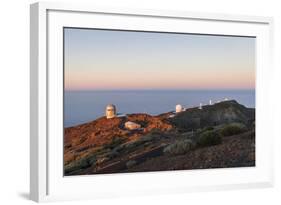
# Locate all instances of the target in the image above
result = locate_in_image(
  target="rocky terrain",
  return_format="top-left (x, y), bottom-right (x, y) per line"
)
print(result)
top-left (64, 100), bottom-right (255, 176)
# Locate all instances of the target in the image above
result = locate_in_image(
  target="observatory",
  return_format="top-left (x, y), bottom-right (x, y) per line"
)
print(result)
top-left (125, 121), bottom-right (141, 130)
top-left (175, 104), bottom-right (183, 113)
top-left (105, 104), bottom-right (116, 119)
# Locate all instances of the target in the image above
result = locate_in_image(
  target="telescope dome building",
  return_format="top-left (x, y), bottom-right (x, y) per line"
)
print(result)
top-left (105, 104), bottom-right (116, 119)
top-left (175, 104), bottom-right (183, 113)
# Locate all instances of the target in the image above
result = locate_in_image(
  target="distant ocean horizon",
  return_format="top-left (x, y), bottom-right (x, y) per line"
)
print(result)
top-left (64, 89), bottom-right (255, 128)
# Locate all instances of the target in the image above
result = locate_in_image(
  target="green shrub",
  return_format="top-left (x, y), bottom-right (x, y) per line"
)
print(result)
top-left (180, 132), bottom-right (194, 139)
top-left (197, 130), bottom-right (222, 147)
top-left (107, 150), bottom-right (120, 159)
top-left (203, 126), bottom-right (214, 132)
top-left (64, 155), bottom-right (96, 174)
top-left (126, 160), bottom-right (137, 168)
top-left (138, 134), bottom-right (154, 143)
top-left (220, 123), bottom-right (246, 136)
top-left (103, 136), bottom-right (125, 149)
top-left (123, 140), bottom-right (142, 150)
top-left (163, 139), bottom-right (195, 156)
top-left (122, 132), bottom-right (162, 150)
top-left (149, 128), bottom-right (162, 135)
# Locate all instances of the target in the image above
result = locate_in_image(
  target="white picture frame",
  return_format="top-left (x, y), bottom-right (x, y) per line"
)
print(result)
top-left (30, 2), bottom-right (274, 202)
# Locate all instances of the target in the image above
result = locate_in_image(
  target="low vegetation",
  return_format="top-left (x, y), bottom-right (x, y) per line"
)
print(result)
top-left (220, 123), bottom-right (246, 137)
top-left (103, 136), bottom-right (125, 149)
top-left (202, 126), bottom-right (214, 132)
top-left (163, 139), bottom-right (195, 156)
top-left (126, 160), bottom-right (137, 168)
top-left (169, 100), bottom-right (254, 132)
top-left (64, 154), bottom-right (96, 175)
top-left (121, 131), bottom-right (163, 150)
top-left (197, 130), bottom-right (222, 147)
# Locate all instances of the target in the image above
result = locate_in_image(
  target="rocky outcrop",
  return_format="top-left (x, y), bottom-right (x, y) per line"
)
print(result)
top-left (169, 100), bottom-right (255, 131)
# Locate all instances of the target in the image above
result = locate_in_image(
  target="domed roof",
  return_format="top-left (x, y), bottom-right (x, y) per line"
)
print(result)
top-left (106, 104), bottom-right (116, 109)
top-left (105, 104), bottom-right (117, 119)
top-left (175, 104), bottom-right (183, 113)
top-left (176, 104), bottom-right (182, 109)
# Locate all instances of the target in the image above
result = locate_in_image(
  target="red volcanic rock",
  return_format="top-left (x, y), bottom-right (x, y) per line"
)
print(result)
top-left (126, 113), bottom-right (172, 132)
top-left (64, 114), bottom-right (173, 165)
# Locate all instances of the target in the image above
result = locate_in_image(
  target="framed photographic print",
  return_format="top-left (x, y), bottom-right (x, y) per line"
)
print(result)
top-left (30, 2), bottom-right (274, 202)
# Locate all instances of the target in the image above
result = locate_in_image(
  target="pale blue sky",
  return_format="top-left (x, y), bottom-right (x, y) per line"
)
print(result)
top-left (64, 28), bottom-right (255, 90)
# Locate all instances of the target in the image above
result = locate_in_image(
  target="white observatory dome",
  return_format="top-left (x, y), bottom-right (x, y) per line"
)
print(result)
top-left (105, 104), bottom-right (116, 119)
top-left (175, 104), bottom-right (183, 113)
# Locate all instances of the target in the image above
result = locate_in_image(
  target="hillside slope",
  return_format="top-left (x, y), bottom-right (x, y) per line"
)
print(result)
top-left (169, 100), bottom-right (255, 131)
top-left (64, 113), bottom-right (172, 165)
top-left (64, 100), bottom-right (255, 176)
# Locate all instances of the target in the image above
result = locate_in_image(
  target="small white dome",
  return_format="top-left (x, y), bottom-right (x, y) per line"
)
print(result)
top-left (175, 104), bottom-right (183, 113)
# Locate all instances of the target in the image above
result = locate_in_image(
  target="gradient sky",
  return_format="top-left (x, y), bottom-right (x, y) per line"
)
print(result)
top-left (64, 28), bottom-right (255, 90)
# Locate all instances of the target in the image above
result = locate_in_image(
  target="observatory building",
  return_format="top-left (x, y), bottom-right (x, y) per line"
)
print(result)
top-left (125, 121), bottom-right (141, 130)
top-left (105, 104), bottom-right (116, 119)
top-left (175, 104), bottom-right (183, 113)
